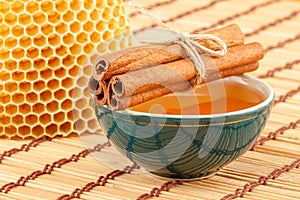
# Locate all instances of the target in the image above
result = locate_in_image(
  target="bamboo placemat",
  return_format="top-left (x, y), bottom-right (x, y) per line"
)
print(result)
top-left (1, 0), bottom-right (300, 199)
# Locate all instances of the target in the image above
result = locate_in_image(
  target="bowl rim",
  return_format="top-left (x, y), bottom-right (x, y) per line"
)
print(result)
top-left (108, 75), bottom-right (274, 119)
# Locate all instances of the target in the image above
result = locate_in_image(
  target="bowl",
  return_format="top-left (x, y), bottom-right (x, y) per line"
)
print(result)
top-left (92, 75), bottom-right (274, 179)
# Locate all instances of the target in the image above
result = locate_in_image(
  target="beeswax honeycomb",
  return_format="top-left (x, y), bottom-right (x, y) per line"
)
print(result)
top-left (0, 0), bottom-right (131, 138)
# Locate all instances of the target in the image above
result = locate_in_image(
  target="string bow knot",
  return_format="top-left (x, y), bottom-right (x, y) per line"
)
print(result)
top-left (129, 0), bottom-right (227, 82)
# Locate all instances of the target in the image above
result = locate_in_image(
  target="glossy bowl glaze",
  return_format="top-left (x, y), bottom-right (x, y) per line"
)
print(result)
top-left (93, 75), bottom-right (274, 179)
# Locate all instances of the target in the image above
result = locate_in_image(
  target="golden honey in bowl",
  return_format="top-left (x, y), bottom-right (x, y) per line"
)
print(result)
top-left (129, 80), bottom-right (265, 115)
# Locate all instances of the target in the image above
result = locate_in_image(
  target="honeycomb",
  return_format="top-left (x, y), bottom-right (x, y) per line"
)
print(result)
top-left (0, 0), bottom-right (132, 138)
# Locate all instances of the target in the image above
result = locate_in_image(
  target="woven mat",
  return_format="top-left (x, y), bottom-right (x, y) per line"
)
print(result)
top-left (1, 0), bottom-right (300, 199)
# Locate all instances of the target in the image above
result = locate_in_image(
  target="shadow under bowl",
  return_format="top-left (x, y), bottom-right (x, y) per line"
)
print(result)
top-left (93, 75), bottom-right (274, 180)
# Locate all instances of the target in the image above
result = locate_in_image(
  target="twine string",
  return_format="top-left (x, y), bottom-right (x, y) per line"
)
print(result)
top-left (129, 0), bottom-right (227, 81)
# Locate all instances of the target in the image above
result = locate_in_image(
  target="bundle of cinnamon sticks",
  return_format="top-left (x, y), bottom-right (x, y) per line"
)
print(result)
top-left (90, 24), bottom-right (264, 110)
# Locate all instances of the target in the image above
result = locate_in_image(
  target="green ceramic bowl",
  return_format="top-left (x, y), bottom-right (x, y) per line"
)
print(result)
top-left (93, 75), bottom-right (274, 179)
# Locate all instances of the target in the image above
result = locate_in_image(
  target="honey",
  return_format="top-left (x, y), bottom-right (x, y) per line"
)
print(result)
top-left (130, 81), bottom-right (265, 115)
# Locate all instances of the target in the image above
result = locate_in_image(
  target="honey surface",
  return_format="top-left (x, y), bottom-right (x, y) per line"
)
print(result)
top-left (130, 81), bottom-right (265, 115)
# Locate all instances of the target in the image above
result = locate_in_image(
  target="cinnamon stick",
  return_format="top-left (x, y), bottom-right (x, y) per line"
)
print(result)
top-left (108, 43), bottom-right (263, 99)
top-left (96, 24), bottom-right (245, 81)
top-left (89, 77), bottom-right (108, 106)
top-left (109, 81), bottom-right (192, 110)
top-left (108, 62), bottom-right (259, 110)
top-left (93, 43), bottom-right (168, 80)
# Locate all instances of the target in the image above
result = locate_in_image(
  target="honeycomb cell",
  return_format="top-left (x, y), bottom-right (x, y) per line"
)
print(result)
top-left (41, 1), bottom-right (54, 13)
top-left (5, 60), bottom-right (17, 70)
top-left (113, 6), bottom-right (121, 18)
top-left (70, 0), bottom-right (81, 11)
top-left (60, 122), bottom-right (71, 133)
top-left (5, 13), bottom-right (17, 26)
top-left (54, 67), bottom-right (66, 78)
top-left (48, 57), bottom-right (60, 68)
top-left (33, 35), bottom-right (46, 47)
top-left (41, 24), bottom-right (53, 36)
top-left (84, 0), bottom-right (93, 10)
top-left (26, 24), bottom-right (39, 36)
top-left (70, 21), bottom-right (81, 33)
top-left (33, 12), bottom-right (46, 25)
top-left (25, 114), bottom-right (38, 125)
top-left (0, 2), bottom-right (10, 14)
top-left (63, 10), bottom-right (74, 22)
top-left (12, 25), bottom-right (24, 37)
top-left (5, 82), bottom-right (18, 93)
top-left (39, 113), bottom-right (51, 125)
top-left (48, 34), bottom-right (60, 46)
top-left (102, 7), bottom-right (112, 20)
top-left (32, 125), bottom-right (44, 138)
top-left (55, 1), bottom-right (68, 13)
top-left (41, 46), bottom-right (53, 58)
top-left (70, 44), bottom-right (81, 55)
top-left (63, 33), bottom-right (74, 45)
top-left (33, 80), bottom-right (46, 92)
top-left (56, 45), bottom-right (67, 56)
top-left (5, 104), bottom-right (17, 115)
top-left (18, 125), bottom-right (31, 137)
top-left (19, 103), bottom-right (31, 115)
top-left (0, 24), bottom-right (10, 37)
top-left (61, 99), bottom-right (72, 111)
top-left (107, 0), bottom-right (116, 7)
top-left (62, 55), bottom-right (75, 67)
top-left (82, 108), bottom-right (93, 119)
top-left (40, 68), bottom-right (52, 80)
top-left (19, 81), bottom-right (31, 92)
top-left (0, 71), bottom-right (11, 81)
top-left (84, 43), bottom-right (94, 54)
top-left (54, 89), bottom-right (66, 100)
top-left (12, 93), bottom-right (24, 104)
top-left (26, 92), bottom-right (38, 103)
top-left (19, 36), bottom-right (32, 48)
top-left (77, 76), bottom-right (88, 88)
top-left (83, 21), bottom-right (94, 33)
top-left (26, 47), bottom-right (39, 59)
top-left (90, 9), bottom-right (100, 21)
top-left (5, 126), bottom-right (17, 136)
top-left (62, 77), bottom-right (74, 89)
top-left (46, 124), bottom-right (58, 136)
top-left (75, 98), bottom-right (87, 110)
top-left (26, 2), bottom-right (39, 14)
top-left (0, 49), bottom-right (10, 60)
top-left (12, 71), bottom-right (24, 81)
top-left (4, 37), bottom-right (18, 49)
top-left (0, 115), bottom-right (10, 125)
top-left (40, 90), bottom-right (52, 102)
top-left (19, 59), bottom-right (31, 71)
top-left (77, 10), bottom-right (87, 22)
top-left (90, 31), bottom-right (101, 43)
top-left (55, 22), bottom-right (67, 34)
top-left (12, 48), bottom-right (25, 60)
top-left (76, 55), bottom-right (86, 66)
top-left (19, 13), bottom-right (32, 25)
top-left (48, 11), bottom-right (60, 24)
top-left (33, 58), bottom-right (46, 69)
top-left (54, 112), bottom-right (65, 123)
top-left (32, 103), bottom-right (45, 114)
top-left (76, 32), bottom-right (88, 44)
top-left (12, 114), bottom-right (23, 125)
top-left (47, 79), bottom-right (60, 90)
top-left (26, 70), bottom-right (38, 81)
top-left (96, 20), bottom-right (106, 32)
top-left (11, 1), bottom-right (25, 13)
top-left (46, 101), bottom-right (59, 113)
top-left (0, 105), bottom-right (4, 114)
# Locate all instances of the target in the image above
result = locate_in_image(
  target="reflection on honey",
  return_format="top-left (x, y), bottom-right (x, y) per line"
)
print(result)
top-left (130, 81), bottom-right (265, 115)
